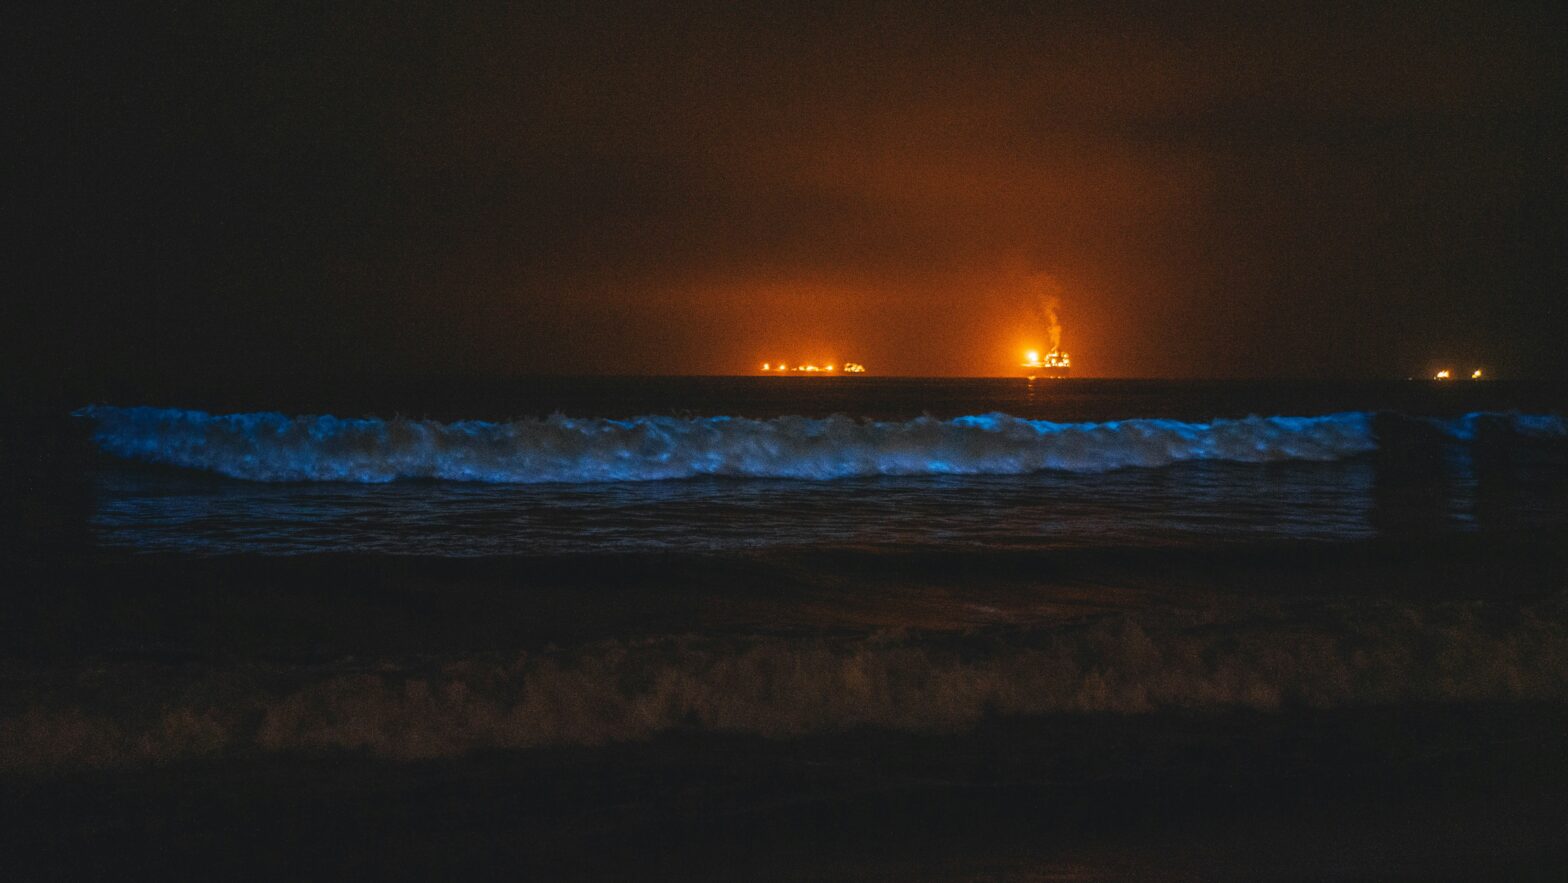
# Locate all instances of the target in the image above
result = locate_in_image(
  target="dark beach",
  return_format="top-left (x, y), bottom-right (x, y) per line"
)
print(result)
top-left (5, 541), bottom-right (1568, 880)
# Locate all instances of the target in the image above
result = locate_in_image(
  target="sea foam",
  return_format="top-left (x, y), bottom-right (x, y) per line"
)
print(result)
top-left (5, 599), bottom-right (1567, 770)
top-left (76, 406), bottom-right (1388, 483)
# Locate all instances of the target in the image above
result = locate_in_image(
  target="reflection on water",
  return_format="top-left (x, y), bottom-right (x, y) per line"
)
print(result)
top-left (88, 441), bottom-right (1567, 556)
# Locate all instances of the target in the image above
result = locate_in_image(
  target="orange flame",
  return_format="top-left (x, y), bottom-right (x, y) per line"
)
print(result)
top-left (1023, 350), bottom-right (1071, 369)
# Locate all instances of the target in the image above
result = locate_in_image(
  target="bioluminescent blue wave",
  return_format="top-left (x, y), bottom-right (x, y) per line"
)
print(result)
top-left (73, 405), bottom-right (1562, 484)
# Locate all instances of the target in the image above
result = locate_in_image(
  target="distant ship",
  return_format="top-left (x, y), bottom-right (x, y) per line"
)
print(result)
top-left (1021, 350), bottom-right (1070, 378)
top-left (760, 362), bottom-right (865, 375)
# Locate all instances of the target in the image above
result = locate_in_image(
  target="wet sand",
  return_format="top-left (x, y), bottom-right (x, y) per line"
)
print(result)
top-left (5, 704), bottom-right (1566, 880)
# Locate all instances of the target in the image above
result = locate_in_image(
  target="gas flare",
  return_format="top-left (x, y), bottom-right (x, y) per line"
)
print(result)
top-left (1022, 275), bottom-right (1071, 377)
top-left (1022, 349), bottom-right (1071, 374)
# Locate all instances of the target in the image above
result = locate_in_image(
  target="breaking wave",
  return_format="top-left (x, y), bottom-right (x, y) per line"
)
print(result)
top-left (70, 406), bottom-right (1418, 483)
top-left (5, 599), bottom-right (1567, 770)
top-left (74, 406), bottom-right (1566, 484)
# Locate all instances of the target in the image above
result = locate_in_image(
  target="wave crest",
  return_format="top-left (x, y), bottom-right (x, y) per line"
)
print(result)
top-left (6, 601), bottom-right (1567, 770)
top-left (76, 406), bottom-right (1385, 483)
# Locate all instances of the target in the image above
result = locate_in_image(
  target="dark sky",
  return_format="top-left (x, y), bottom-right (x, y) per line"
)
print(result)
top-left (12, 1), bottom-right (1568, 385)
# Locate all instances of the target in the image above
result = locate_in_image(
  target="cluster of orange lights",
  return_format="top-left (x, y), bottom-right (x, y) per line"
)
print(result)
top-left (1434, 369), bottom-right (1484, 381)
top-left (1022, 350), bottom-right (1071, 369)
top-left (760, 362), bottom-right (865, 374)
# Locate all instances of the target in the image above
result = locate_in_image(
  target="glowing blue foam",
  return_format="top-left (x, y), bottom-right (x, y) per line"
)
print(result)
top-left (72, 405), bottom-right (1411, 484)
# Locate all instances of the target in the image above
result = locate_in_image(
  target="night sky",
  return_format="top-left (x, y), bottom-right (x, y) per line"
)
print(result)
top-left (12, 1), bottom-right (1568, 388)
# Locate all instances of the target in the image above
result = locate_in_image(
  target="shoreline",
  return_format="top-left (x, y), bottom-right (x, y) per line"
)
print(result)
top-left (6, 703), bottom-right (1566, 879)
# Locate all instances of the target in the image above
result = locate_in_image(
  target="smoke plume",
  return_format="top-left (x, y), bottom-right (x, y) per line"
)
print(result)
top-left (1029, 275), bottom-right (1065, 354)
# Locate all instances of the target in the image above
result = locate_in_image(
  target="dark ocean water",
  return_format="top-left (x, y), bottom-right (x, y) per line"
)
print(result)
top-left (7, 378), bottom-right (1568, 879)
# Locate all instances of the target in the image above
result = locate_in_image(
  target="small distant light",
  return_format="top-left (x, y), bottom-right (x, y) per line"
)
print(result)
top-left (1435, 369), bottom-right (1452, 380)
top-left (1471, 369), bottom-right (1483, 380)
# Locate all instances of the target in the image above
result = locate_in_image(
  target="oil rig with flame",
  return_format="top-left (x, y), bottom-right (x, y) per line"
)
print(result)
top-left (1021, 348), bottom-right (1071, 378)
top-left (1021, 296), bottom-right (1071, 378)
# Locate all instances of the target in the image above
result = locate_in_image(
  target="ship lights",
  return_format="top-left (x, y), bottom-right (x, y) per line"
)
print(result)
top-left (760, 361), bottom-right (865, 374)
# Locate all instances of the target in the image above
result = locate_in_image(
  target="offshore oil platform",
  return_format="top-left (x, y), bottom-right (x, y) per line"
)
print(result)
top-left (1021, 348), bottom-right (1071, 378)
top-left (1021, 295), bottom-right (1070, 378)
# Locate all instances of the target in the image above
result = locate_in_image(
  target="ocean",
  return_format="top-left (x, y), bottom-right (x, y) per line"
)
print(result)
top-left (5, 378), bottom-right (1568, 879)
